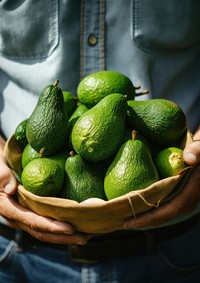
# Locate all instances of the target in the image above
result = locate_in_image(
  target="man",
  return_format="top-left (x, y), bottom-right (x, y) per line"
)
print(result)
top-left (0, 1), bottom-right (200, 282)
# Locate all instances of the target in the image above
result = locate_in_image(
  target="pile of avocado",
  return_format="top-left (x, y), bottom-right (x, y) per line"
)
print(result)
top-left (15, 71), bottom-right (188, 202)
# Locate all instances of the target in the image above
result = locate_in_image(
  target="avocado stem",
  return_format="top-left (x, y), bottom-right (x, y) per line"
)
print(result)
top-left (54, 80), bottom-right (59, 87)
top-left (131, 130), bottom-right (137, 140)
top-left (135, 89), bottom-right (149, 96)
top-left (134, 85), bottom-right (149, 96)
top-left (39, 148), bottom-right (45, 158)
top-left (69, 150), bottom-right (76, 157)
top-left (134, 85), bottom-right (141, 89)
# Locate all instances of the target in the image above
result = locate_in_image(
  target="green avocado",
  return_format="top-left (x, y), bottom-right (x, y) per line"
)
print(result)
top-left (15, 118), bottom-right (28, 146)
top-left (62, 91), bottom-right (77, 117)
top-left (62, 152), bottom-right (106, 202)
top-left (26, 80), bottom-right (69, 156)
top-left (68, 103), bottom-right (88, 148)
top-left (154, 147), bottom-right (188, 179)
top-left (69, 103), bottom-right (88, 130)
top-left (71, 93), bottom-right (127, 162)
top-left (104, 131), bottom-right (159, 200)
top-left (127, 99), bottom-right (187, 145)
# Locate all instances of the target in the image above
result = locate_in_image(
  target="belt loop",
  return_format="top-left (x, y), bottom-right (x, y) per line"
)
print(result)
top-left (143, 230), bottom-right (156, 254)
top-left (14, 230), bottom-right (23, 243)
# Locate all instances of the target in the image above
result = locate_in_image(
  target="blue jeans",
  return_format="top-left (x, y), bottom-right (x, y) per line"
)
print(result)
top-left (1, 220), bottom-right (200, 283)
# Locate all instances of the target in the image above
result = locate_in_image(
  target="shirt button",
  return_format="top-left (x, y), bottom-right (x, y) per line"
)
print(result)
top-left (88, 34), bottom-right (98, 46)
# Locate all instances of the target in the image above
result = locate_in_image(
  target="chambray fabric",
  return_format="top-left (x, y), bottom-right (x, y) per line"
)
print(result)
top-left (0, 1), bottom-right (200, 282)
top-left (0, 0), bottom-right (199, 137)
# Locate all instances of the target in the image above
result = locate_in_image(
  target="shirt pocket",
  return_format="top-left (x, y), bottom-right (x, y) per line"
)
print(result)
top-left (131, 0), bottom-right (200, 54)
top-left (0, 0), bottom-right (59, 60)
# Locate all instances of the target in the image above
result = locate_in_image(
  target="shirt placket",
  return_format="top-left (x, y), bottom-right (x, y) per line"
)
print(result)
top-left (80, 0), bottom-right (106, 79)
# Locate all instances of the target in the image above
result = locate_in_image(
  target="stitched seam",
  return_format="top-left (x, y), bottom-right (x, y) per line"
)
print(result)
top-left (80, 0), bottom-right (85, 80)
top-left (100, 0), bottom-right (106, 71)
top-left (131, 0), bottom-right (139, 40)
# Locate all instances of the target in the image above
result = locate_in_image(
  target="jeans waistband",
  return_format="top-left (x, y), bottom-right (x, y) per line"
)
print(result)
top-left (0, 214), bottom-right (199, 263)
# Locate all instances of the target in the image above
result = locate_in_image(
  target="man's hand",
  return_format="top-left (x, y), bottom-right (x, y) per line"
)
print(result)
top-left (0, 156), bottom-right (88, 245)
top-left (124, 130), bottom-right (200, 229)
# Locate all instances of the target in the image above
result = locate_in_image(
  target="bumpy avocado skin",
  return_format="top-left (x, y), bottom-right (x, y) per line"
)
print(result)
top-left (104, 139), bottom-right (159, 200)
top-left (127, 99), bottom-right (187, 145)
top-left (26, 84), bottom-right (69, 156)
top-left (63, 154), bottom-right (107, 202)
top-left (71, 93), bottom-right (127, 162)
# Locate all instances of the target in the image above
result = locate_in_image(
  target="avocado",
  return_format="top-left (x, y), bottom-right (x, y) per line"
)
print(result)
top-left (62, 152), bottom-right (106, 202)
top-left (154, 147), bottom-right (188, 178)
top-left (71, 93), bottom-right (127, 162)
top-left (127, 99), bottom-right (187, 145)
top-left (63, 91), bottom-right (77, 117)
top-left (68, 103), bottom-right (88, 148)
top-left (26, 80), bottom-right (69, 156)
top-left (104, 131), bottom-right (159, 200)
top-left (77, 70), bottom-right (135, 108)
top-left (15, 118), bottom-right (28, 146)
top-left (69, 103), bottom-right (88, 130)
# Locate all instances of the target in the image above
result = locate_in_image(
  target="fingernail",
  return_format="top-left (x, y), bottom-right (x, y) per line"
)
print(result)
top-left (184, 152), bottom-right (197, 163)
top-left (63, 230), bottom-right (73, 235)
top-left (4, 183), bottom-right (15, 194)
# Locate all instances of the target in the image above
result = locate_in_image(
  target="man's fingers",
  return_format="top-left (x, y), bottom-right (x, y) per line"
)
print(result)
top-left (1, 197), bottom-right (88, 245)
top-left (0, 195), bottom-right (74, 234)
top-left (7, 220), bottom-right (88, 245)
top-left (124, 163), bottom-right (200, 229)
top-left (183, 140), bottom-right (200, 165)
top-left (0, 158), bottom-right (18, 194)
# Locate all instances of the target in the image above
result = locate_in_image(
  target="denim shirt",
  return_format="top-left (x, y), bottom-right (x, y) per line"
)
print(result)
top-left (0, 0), bottom-right (200, 226)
